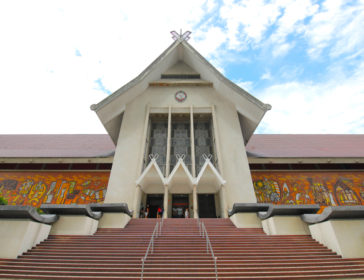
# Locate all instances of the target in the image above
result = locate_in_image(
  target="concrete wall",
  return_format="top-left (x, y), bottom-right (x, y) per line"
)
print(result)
top-left (309, 219), bottom-right (364, 258)
top-left (261, 216), bottom-right (310, 235)
top-left (50, 216), bottom-right (99, 235)
top-left (0, 219), bottom-right (51, 258)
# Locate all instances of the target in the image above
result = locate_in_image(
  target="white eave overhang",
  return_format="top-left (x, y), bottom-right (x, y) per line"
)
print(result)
top-left (167, 158), bottom-right (194, 194)
top-left (195, 159), bottom-right (226, 193)
top-left (136, 159), bottom-right (166, 194)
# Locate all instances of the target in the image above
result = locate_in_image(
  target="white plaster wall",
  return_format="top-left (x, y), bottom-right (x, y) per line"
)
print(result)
top-left (0, 219), bottom-right (49, 258)
top-left (105, 85), bottom-right (256, 213)
top-left (262, 216), bottom-right (310, 235)
top-left (50, 216), bottom-right (99, 235)
top-left (230, 213), bottom-right (262, 228)
top-left (309, 219), bottom-right (364, 258)
top-left (98, 213), bottom-right (131, 228)
top-left (33, 223), bottom-right (51, 246)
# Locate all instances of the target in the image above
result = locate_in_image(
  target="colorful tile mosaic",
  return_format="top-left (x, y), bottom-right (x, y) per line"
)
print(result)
top-left (252, 171), bottom-right (364, 206)
top-left (0, 172), bottom-right (109, 207)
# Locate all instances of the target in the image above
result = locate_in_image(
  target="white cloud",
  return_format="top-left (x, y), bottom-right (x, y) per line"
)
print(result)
top-left (272, 42), bottom-right (292, 57)
top-left (269, 0), bottom-right (318, 56)
top-left (256, 62), bottom-right (364, 134)
top-left (220, 0), bottom-right (283, 49)
top-left (0, 0), bottom-right (213, 133)
top-left (261, 71), bottom-right (272, 80)
top-left (304, 0), bottom-right (364, 58)
top-left (193, 26), bottom-right (227, 58)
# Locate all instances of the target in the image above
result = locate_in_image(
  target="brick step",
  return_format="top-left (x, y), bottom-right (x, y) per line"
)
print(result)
top-left (18, 253), bottom-right (342, 260)
top-left (2, 263), bottom-right (364, 273)
top-left (1, 273), bottom-right (364, 280)
top-left (10, 257), bottom-right (360, 266)
top-left (22, 251), bottom-right (338, 258)
top-left (2, 260), bottom-right (364, 269)
top-left (46, 234), bottom-right (312, 239)
top-left (2, 267), bottom-right (364, 277)
top-left (33, 244), bottom-right (328, 250)
top-left (39, 241), bottom-right (322, 246)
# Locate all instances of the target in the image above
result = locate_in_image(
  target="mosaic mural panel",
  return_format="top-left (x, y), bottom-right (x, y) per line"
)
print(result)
top-left (0, 171), bottom-right (109, 207)
top-left (252, 171), bottom-right (364, 206)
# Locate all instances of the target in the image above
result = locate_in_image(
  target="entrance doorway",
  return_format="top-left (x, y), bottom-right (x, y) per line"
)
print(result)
top-left (172, 194), bottom-right (189, 218)
top-left (146, 194), bottom-right (163, 218)
top-left (198, 194), bottom-right (216, 218)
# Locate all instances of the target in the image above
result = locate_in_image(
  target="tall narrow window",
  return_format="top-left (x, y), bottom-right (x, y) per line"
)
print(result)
top-left (145, 114), bottom-right (168, 174)
top-left (170, 114), bottom-right (191, 172)
top-left (194, 114), bottom-right (215, 175)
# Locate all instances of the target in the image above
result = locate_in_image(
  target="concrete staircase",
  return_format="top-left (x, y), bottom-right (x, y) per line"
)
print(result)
top-left (0, 218), bottom-right (364, 279)
top-left (202, 218), bottom-right (364, 279)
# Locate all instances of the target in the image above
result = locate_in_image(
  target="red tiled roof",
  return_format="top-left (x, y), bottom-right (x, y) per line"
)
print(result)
top-left (246, 134), bottom-right (364, 158)
top-left (0, 134), bottom-right (363, 158)
top-left (0, 135), bottom-right (114, 158)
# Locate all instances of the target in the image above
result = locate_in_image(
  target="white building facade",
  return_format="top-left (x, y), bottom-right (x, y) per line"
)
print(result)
top-left (92, 35), bottom-right (271, 219)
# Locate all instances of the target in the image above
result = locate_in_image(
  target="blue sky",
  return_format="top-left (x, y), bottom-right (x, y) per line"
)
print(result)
top-left (0, 0), bottom-right (363, 134)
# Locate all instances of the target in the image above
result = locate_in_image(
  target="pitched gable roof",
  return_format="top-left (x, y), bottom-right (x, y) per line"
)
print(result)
top-left (91, 39), bottom-right (271, 144)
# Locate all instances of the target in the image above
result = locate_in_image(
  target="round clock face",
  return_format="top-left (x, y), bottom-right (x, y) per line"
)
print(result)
top-left (175, 90), bottom-right (187, 102)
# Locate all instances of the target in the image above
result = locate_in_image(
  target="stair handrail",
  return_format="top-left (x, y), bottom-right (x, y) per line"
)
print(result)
top-left (141, 222), bottom-right (159, 280)
top-left (200, 222), bottom-right (218, 280)
top-left (159, 217), bottom-right (164, 235)
top-left (197, 217), bottom-right (202, 236)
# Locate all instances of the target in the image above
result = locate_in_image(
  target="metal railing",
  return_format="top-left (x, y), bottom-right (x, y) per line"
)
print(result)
top-left (198, 220), bottom-right (218, 280)
top-left (159, 217), bottom-right (164, 234)
top-left (141, 222), bottom-right (160, 280)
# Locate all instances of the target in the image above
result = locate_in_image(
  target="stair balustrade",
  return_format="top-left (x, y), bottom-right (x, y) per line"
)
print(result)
top-left (199, 220), bottom-right (218, 280)
top-left (159, 217), bottom-right (163, 234)
top-left (140, 221), bottom-right (159, 280)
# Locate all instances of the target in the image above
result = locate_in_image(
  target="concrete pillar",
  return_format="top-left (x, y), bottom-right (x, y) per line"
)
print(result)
top-left (219, 185), bottom-right (228, 218)
top-left (190, 106), bottom-right (196, 178)
top-left (165, 107), bottom-right (172, 176)
top-left (163, 185), bottom-right (168, 218)
top-left (193, 185), bottom-right (198, 218)
top-left (133, 185), bottom-right (142, 218)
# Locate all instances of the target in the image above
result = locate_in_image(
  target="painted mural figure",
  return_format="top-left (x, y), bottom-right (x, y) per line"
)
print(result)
top-left (334, 179), bottom-right (361, 205)
top-left (308, 178), bottom-right (334, 206)
top-left (281, 183), bottom-right (294, 204)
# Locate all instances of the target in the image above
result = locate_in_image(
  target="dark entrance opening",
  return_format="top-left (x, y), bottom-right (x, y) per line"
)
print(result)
top-left (198, 194), bottom-right (216, 218)
top-left (146, 194), bottom-right (163, 218)
top-left (172, 194), bottom-right (189, 218)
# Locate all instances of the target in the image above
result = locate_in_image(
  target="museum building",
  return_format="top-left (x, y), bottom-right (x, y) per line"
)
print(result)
top-left (1, 32), bottom-right (364, 279)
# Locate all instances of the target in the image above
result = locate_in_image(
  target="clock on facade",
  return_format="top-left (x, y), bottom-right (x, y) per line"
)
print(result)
top-left (175, 90), bottom-right (187, 102)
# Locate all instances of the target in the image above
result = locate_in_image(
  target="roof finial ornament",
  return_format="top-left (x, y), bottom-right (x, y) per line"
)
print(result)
top-left (171, 30), bottom-right (191, 41)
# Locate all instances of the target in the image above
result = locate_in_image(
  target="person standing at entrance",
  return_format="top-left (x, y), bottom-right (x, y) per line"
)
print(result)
top-left (184, 208), bottom-right (189, 218)
top-left (157, 206), bottom-right (162, 218)
top-left (145, 205), bottom-right (149, 219)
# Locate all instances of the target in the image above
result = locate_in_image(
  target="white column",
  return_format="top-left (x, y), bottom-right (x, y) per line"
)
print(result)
top-left (211, 105), bottom-right (224, 176)
top-left (190, 106), bottom-right (196, 177)
top-left (139, 105), bottom-right (151, 173)
top-left (163, 185), bottom-right (169, 218)
top-left (133, 185), bottom-right (142, 218)
top-left (219, 185), bottom-right (228, 218)
top-left (193, 185), bottom-right (198, 218)
top-left (165, 106), bottom-right (172, 176)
